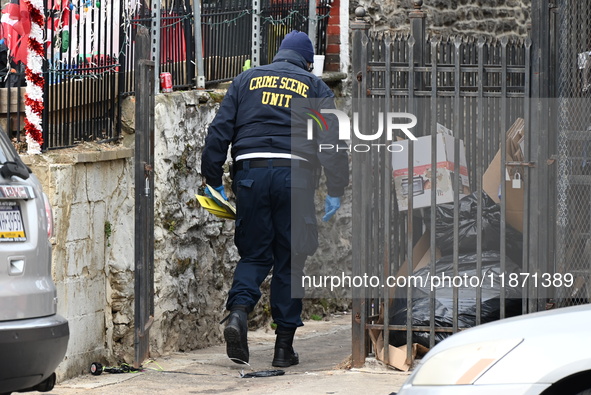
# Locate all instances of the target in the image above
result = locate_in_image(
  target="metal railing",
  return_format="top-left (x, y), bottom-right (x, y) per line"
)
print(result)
top-left (200, 0), bottom-right (332, 84)
top-left (200, 0), bottom-right (252, 83)
top-left (42, 0), bottom-right (124, 149)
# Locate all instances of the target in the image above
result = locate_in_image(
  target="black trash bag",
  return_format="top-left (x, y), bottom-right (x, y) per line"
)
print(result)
top-left (388, 251), bottom-right (522, 349)
top-left (424, 191), bottom-right (523, 264)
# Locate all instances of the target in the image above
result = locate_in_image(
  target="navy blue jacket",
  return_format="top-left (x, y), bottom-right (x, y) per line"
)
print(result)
top-left (202, 49), bottom-right (349, 197)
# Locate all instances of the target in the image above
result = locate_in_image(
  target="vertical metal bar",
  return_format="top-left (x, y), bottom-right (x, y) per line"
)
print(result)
top-left (42, 0), bottom-right (52, 149)
top-left (545, 3), bottom-right (557, 303)
top-left (308, 0), bottom-right (317, 52)
top-left (151, 0), bottom-right (161, 94)
top-left (382, 34), bottom-right (392, 365)
top-left (369, 38), bottom-right (378, 336)
top-left (529, 0), bottom-right (552, 312)
top-left (69, 7), bottom-right (77, 144)
top-left (406, 33), bottom-right (415, 365)
top-left (452, 36), bottom-right (461, 334)
top-left (359, 29), bottom-right (370, 367)
top-left (117, 0), bottom-right (126, 135)
top-left (252, 0), bottom-right (260, 67)
top-left (109, 0), bottom-right (118, 139)
top-left (43, 5), bottom-right (51, 145)
top-left (103, 0), bottom-right (110, 138)
top-left (350, 11), bottom-right (369, 368)
top-left (429, 37), bottom-right (439, 349)
top-left (97, 0), bottom-right (104, 136)
top-left (409, 3), bottom-right (425, 95)
top-left (445, 39), bottom-right (452, 137)
top-left (83, 67), bottom-right (89, 141)
top-left (77, 10), bottom-right (84, 142)
top-left (500, 37), bottom-right (508, 319)
top-left (211, 5), bottom-right (216, 80)
top-left (476, 36), bottom-right (485, 325)
top-left (222, 3), bottom-right (226, 79)
top-left (96, 3), bottom-right (103, 139)
top-left (134, 25), bottom-right (155, 368)
top-left (42, 42), bottom-right (50, 150)
top-left (88, 6), bottom-right (96, 140)
top-left (194, 0), bottom-right (205, 88)
top-left (470, 38), bottom-right (476, 171)
top-left (522, 37), bottom-right (532, 315)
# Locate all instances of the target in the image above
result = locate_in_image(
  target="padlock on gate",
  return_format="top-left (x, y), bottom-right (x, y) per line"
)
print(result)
top-left (512, 172), bottom-right (523, 189)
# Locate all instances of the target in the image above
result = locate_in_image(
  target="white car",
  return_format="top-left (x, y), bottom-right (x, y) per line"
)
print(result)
top-left (398, 303), bottom-right (591, 395)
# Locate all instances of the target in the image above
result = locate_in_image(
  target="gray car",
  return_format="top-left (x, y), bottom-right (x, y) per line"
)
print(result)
top-left (0, 129), bottom-right (69, 394)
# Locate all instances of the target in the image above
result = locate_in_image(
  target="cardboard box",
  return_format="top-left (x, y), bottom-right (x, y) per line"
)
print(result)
top-left (368, 329), bottom-right (429, 371)
top-left (388, 232), bottom-right (441, 300)
top-left (504, 180), bottom-right (525, 233)
top-left (393, 130), bottom-right (470, 211)
top-left (483, 118), bottom-right (525, 232)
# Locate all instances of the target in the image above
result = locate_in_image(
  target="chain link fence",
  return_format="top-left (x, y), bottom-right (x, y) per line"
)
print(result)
top-left (555, 0), bottom-right (591, 306)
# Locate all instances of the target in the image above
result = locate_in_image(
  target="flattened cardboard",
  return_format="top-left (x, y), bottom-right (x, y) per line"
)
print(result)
top-left (483, 118), bottom-right (525, 203)
top-left (505, 180), bottom-right (525, 233)
top-left (483, 118), bottom-right (525, 232)
top-left (368, 329), bottom-right (429, 371)
top-left (388, 232), bottom-right (441, 300)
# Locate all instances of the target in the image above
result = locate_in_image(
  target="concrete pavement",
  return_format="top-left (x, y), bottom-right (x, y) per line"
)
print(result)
top-left (48, 313), bottom-right (409, 395)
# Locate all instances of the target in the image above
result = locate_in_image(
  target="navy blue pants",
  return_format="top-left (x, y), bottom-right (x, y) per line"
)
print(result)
top-left (227, 159), bottom-right (318, 330)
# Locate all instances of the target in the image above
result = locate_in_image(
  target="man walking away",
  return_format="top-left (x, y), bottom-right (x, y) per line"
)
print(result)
top-left (201, 30), bottom-right (349, 367)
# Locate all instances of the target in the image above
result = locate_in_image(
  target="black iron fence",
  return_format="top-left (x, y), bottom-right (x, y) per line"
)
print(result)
top-left (200, 0), bottom-right (332, 83)
top-left (41, 0), bottom-right (126, 149)
top-left (0, 0), bottom-right (329, 150)
top-left (350, 7), bottom-right (536, 368)
top-left (200, 0), bottom-right (252, 83)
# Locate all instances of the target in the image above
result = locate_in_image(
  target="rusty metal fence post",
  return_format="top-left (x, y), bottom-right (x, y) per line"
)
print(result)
top-left (134, 25), bottom-right (155, 368)
top-left (350, 7), bottom-right (370, 368)
top-left (528, 0), bottom-right (554, 312)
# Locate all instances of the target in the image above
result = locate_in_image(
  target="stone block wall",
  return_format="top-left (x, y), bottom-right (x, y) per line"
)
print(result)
top-left (23, 147), bottom-right (135, 379)
top-left (149, 91), bottom-right (240, 355)
top-left (352, 0), bottom-right (532, 38)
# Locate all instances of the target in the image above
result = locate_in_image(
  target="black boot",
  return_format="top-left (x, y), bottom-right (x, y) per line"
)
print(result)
top-left (272, 328), bottom-right (299, 367)
top-left (221, 305), bottom-right (249, 364)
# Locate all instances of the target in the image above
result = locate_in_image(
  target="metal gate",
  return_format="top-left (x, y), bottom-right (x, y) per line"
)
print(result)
top-left (350, 2), bottom-right (560, 367)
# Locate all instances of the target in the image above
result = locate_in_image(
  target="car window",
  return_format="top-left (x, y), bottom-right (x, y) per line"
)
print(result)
top-left (0, 129), bottom-right (20, 164)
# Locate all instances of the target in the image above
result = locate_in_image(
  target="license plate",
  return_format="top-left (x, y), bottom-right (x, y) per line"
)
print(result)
top-left (0, 203), bottom-right (26, 242)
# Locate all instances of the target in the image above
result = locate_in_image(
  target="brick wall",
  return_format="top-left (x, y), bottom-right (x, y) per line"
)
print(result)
top-left (324, 0), bottom-right (342, 72)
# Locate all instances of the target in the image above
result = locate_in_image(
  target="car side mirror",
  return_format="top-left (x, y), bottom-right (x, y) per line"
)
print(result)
top-left (1, 161), bottom-right (30, 180)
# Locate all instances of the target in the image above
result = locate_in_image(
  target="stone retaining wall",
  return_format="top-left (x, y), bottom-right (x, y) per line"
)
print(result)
top-left (353, 0), bottom-right (531, 37)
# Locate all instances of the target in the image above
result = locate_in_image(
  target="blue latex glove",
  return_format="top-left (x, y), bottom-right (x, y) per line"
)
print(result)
top-left (205, 185), bottom-right (228, 206)
top-left (322, 195), bottom-right (341, 222)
